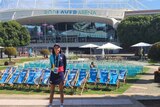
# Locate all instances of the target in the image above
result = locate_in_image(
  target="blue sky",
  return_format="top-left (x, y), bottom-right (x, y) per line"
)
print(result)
top-left (141, 0), bottom-right (160, 10)
top-left (0, 0), bottom-right (159, 10)
top-left (68, 0), bottom-right (160, 10)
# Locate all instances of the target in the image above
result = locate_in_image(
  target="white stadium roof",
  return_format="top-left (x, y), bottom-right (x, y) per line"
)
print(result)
top-left (0, 0), bottom-right (149, 28)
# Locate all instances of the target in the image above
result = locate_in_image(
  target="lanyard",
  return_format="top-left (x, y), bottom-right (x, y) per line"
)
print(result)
top-left (54, 54), bottom-right (60, 67)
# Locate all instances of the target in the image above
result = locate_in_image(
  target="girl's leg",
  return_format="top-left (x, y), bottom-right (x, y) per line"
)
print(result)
top-left (49, 84), bottom-right (55, 104)
top-left (59, 81), bottom-right (64, 104)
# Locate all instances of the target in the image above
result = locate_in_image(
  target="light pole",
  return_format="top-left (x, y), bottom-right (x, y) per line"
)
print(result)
top-left (65, 24), bottom-right (67, 43)
top-left (109, 36), bottom-right (113, 42)
top-left (48, 25), bottom-right (54, 43)
top-left (42, 23), bottom-right (47, 43)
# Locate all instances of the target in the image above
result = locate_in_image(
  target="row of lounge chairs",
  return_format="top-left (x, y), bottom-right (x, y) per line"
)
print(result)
top-left (0, 67), bottom-right (50, 87)
top-left (0, 66), bottom-right (127, 94)
top-left (64, 68), bottom-right (127, 94)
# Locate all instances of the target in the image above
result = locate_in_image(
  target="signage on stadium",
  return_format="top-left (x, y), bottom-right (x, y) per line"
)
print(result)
top-left (44, 10), bottom-right (96, 15)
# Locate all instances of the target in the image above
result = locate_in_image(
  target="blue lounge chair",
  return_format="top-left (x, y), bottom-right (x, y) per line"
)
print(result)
top-left (7, 70), bottom-right (20, 85)
top-left (25, 69), bottom-right (36, 85)
top-left (108, 70), bottom-right (120, 88)
top-left (65, 69), bottom-right (78, 88)
top-left (118, 69), bottom-right (127, 84)
top-left (41, 69), bottom-right (50, 86)
top-left (87, 68), bottom-right (97, 84)
top-left (14, 69), bottom-right (28, 84)
top-left (65, 74), bottom-right (76, 88)
top-left (75, 69), bottom-right (87, 87)
top-left (0, 67), bottom-right (17, 85)
top-left (64, 69), bottom-right (79, 94)
top-left (64, 69), bottom-right (69, 80)
top-left (74, 69), bottom-right (88, 95)
top-left (10, 67), bottom-right (17, 74)
top-left (34, 69), bottom-right (43, 85)
top-left (3, 67), bottom-right (12, 74)
top-left (98, 69), bottom-right (109, 86)
top-left (0, 72), bottom-right (10, 85)
top-left (110, 69), bottom-right (117, 74)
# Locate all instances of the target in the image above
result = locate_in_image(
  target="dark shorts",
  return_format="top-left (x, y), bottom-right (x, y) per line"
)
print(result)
top-left (49, 71), bottom-right (64, 85)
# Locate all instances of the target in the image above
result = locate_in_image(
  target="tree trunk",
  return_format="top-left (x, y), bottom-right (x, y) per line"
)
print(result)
top-left (9, 56), bottom-right (11, 62)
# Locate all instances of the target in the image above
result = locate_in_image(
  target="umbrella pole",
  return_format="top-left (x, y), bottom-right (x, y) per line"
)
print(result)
top-left (140, 47), bottom-right (143, 61)
top-left (101, 48), bottom-right (104, 58)
top-left (107, 50), bottom-right (110, 60)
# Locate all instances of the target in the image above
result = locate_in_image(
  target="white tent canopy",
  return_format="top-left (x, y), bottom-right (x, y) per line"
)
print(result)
top-left (131, 42), bottom-right (152, 47)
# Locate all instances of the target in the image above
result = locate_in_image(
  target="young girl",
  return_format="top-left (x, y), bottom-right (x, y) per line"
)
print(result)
top-left (49, 44), bottom-right (66, 107)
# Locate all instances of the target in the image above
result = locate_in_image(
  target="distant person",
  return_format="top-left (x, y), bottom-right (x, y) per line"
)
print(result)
top-left (90, 62), bottom-right (96, 68)
top-left (154, 67), bottom-right (160, 83)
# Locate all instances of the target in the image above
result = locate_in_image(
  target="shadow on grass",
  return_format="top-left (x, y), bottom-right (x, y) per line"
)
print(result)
top-left (0, 85), bottom-right (51, 94)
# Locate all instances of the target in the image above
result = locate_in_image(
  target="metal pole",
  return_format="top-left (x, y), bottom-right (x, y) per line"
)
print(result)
top-left (42, 23), bottom-right (47, 43)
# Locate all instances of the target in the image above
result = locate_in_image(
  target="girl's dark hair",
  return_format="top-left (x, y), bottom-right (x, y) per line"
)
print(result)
top-left (52, 44), bottom-right (61, 55)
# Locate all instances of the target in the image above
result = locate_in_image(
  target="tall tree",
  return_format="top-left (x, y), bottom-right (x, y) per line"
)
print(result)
top-left (145, 15), bottom-right (160, 43)
top-left (0, 20), bottom-right (30, 47)
top-left (117, 15), bottom-right (152, 48)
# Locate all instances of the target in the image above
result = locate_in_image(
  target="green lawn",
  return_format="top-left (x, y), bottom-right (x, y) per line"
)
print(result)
top-left (0, 56), bottom-right (43, 70)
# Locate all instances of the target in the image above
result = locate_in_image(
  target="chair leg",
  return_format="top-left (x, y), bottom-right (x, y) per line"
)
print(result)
top-left (116, 81), bottom-right (120, 89)
top-left (81, 82), bottom-right (86, 95)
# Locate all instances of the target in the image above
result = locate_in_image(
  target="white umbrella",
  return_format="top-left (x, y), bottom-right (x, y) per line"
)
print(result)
top-left (0, 46), bottom-right (4, 49)
top-left (97, 42), bottom-right (122, 57)
top-left (80, 43), bottom-right (99, 54)
top-left (131, 42), bottom-right (152, 60)
top-left (131, 42), bottom-right (152, 47)
top-left (98, 42), bottom-right (122, 50)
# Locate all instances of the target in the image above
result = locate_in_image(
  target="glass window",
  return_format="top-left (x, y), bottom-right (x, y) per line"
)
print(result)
top-left (25, 22), bottom-right (115, 43)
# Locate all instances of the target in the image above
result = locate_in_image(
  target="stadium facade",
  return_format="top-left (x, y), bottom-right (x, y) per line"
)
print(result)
top-left (0, 0), bottom-right (160, 54)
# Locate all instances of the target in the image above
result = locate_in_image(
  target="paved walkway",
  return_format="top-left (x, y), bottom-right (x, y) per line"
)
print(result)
top-left (124, 66), bottom-right (160, 100)
top-left (0, 97), bottom-right (144, 107)
top-left (0, 64), bottom-right (160, 107)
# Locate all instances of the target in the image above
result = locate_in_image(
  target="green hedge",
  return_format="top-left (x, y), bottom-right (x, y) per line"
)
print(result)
top-left (148, 42), bottom-right (160, 61)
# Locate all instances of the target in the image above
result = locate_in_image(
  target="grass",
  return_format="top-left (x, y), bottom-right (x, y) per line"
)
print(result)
top-left (0, 85), bottom-right (50, 95)
top-left (148, 59), bottom-right (160, 66)
top-left (0, 56), bottom-right (43, 70)
top-left (0, 67), bottom-right (150, 95)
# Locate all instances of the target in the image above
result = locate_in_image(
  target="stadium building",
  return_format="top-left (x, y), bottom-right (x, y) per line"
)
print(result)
top-left (0, 0), bottom-right (160, 54)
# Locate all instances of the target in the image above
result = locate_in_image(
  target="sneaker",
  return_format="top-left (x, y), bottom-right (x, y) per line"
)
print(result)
top-left (60, 104), bottom-right (63, 107)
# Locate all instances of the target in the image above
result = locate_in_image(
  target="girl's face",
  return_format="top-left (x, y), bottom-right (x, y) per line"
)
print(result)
top-left (54, 46), bottom-right (60, 55)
